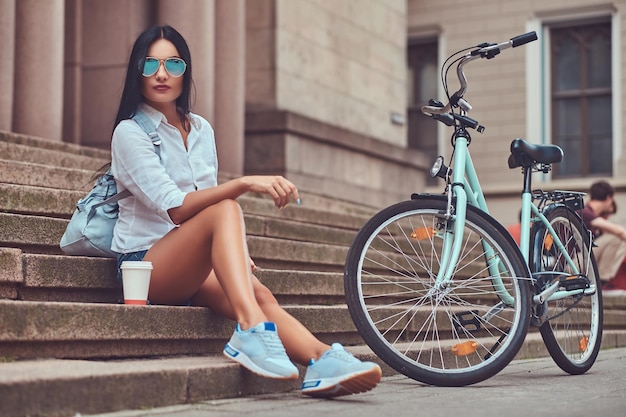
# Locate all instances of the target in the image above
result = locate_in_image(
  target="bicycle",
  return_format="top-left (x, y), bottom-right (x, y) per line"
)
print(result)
top-left (343, 31), bottom-right (603, 387)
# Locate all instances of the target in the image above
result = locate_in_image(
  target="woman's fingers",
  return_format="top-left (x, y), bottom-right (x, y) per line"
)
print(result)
top-left (245, 175), bottom-right (300, 208)
top-left (281, 177), bottom-right (300, 208)
top-left (275, 177), bottom-right (296, 208)
top-left (266, 176), bottom-right (300, 208)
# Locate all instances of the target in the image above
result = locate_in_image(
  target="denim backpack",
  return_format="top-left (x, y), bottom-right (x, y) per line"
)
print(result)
top-left (60, 112), bottom-right (161, 257)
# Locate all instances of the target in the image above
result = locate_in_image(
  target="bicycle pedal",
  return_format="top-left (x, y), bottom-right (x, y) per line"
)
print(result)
top-left (452, 310), bottom-right (482, 333)
top-left (559, 274), bottom-right (590, 291)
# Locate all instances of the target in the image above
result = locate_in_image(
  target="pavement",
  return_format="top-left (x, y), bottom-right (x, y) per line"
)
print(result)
top-left (86, 347), bottom-right (626, 417)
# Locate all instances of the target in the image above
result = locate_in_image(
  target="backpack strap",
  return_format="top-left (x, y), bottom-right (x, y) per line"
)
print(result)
top-left (132, 111), bottom-right (162, 159)
top-left (91, 187), bottom-right (131, 211)
top-left (98, 111), bottom-right (163, 207)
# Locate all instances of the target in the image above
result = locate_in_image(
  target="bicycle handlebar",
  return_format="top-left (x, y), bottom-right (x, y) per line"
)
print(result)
top-left (511, 31), bottom-right (538, 47)
top-left (421, 31), bottom-right (537, 117)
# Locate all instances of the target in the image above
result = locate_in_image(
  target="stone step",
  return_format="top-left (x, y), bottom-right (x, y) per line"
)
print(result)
top-left (0, 354), bottom-right (307, 417)
top-left (0, 183), bottom-right (81, 217)
top-left (2, 295), bottom-right (624, 362)
top-left (0, 208), bottom-right (357, 258)
top-left (0, 132), bottom-right (110, 170)
top-left (0, 215), bottom-right (71, 253)
top-left (0, 183), bottom-right (370, 250)
top-left (0, 208), bottom-right (369, 278)
top-left (1, 248), bottom-right (345, 304)
top-left (0, 299), bottom-right (361, 360)
top-left (2, 332), bottom-right (625, 417)
top-left (0, 159), bottom-right (95, 192)
top-left (0, 135), bottom-right (380, 219)
top-left (0, 156), bottom-right (379, 215)
top-left (0, 175), bottom-right (374, 224)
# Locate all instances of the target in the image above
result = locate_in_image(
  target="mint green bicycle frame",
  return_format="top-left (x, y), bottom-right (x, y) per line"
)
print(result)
top-left (436, 133), bottom-right (591, 306)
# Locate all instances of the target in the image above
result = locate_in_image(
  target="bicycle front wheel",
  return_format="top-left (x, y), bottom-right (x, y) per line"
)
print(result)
top-left (530, 204), bottom-right (603, 374)
top-left (344, 197), bottom-right (531, 386)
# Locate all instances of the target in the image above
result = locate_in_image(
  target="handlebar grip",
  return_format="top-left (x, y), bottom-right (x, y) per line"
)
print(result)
top-left (511, 31), bottom-right (538, 47)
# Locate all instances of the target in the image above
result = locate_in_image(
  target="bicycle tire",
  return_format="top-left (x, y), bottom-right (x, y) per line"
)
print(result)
top-left (344, 196), bottom-right (531, 386)
top-left (530, 204), bottom-right (603, 374)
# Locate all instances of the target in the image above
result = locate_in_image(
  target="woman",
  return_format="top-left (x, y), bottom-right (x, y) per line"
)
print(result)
top-left (110, 24), bottom-right (381, 398)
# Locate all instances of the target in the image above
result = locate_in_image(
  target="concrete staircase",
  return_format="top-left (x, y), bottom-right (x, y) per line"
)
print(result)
top-left (1, 130), bottom-right (625, 417)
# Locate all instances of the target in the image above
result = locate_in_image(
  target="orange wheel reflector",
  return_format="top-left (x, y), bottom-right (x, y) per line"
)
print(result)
top-left (452, 341), bottom-right (478, 356)
top-left (544, 234), bottom-right (554, 251)
top-left (579, 337), bottom-right (589, 352)
top-left (411, 227), bottom-right (435, 240)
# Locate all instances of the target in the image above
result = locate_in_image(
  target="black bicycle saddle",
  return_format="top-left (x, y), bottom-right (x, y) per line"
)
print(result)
top-left (508, 138), bottom-right (563, 169)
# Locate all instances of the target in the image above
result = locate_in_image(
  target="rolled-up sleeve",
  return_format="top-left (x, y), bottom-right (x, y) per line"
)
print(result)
top-left (111, 106), bottom-right (218, 253)
top-left (111, 120), bottom-right (187, 222)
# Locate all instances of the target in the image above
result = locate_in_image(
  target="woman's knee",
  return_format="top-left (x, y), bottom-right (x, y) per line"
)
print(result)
top-left (192, 199), bottom-right (243, 232)
top-left (215, 198), bottom-right (242, 214)
top-left (202, 199), bottom-right (243, 222)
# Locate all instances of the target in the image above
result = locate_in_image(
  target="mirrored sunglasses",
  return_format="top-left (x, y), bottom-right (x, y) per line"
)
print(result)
top-left (142, 57), bottom-right (187, 77)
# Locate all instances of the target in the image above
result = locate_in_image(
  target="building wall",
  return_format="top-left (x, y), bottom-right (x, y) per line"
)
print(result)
top-left (245, 0), bottom-right (427, 207)
top-left (246, 0), bottom-right (407, 145)
top-left (277, 0), bottom-right (407, 146)
top-left (408, 0), bottom-right (626, 226)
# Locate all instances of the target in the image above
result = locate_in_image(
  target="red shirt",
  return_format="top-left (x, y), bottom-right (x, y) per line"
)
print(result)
top-left (581, 205), bottom-right (601, 238)
top-left (506, 223), bottom-right (521, 245)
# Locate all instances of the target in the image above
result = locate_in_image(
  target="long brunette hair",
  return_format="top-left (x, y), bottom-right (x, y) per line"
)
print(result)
top-left (112, 25), bottom-right (193, 133)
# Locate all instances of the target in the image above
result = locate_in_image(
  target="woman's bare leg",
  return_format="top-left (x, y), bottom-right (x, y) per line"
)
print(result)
top-left (192, 272), bottom-right (331, 366)
top-left (144, 199), bottom-right (266, 329)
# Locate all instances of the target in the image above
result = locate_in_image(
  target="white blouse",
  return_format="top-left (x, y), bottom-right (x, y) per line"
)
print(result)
top-left (111, 103), bottom-right (218, 253)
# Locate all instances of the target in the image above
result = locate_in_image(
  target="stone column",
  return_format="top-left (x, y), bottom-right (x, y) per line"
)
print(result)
top-left (157, 0), bottom-right (215, 123)
top-left (63, 0), bottom-right (82, 144)
top-left (0, 0), bottom-right (15, 131)
top-left (13, 0), bottom-right (64, 141)
top-left (214, 0), bottom-right (245, 175)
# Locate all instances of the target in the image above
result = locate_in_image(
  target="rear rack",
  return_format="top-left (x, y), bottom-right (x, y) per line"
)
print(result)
top-left (532, 190), bottom-right (586, 212)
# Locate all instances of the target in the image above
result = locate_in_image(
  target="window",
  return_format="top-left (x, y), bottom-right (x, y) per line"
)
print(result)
top-left (550, 21), bottom-right (612, 178)
top-left (407, 39), bottom-right (438, 183)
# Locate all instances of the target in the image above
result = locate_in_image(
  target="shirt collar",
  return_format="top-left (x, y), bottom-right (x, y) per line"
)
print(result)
top-left (138, 103), bottom-right (200, 131)
top-left (138, 103), bottom-right (166, 129)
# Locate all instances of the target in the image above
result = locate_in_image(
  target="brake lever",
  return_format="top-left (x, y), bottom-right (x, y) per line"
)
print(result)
top-left (421, 99), bottom-right (450, 117)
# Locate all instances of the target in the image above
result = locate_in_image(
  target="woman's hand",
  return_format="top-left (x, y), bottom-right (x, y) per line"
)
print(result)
top-left (241, 176), bottom-right (300, 209)
top-left (168, 175), bottom-right (300, 224)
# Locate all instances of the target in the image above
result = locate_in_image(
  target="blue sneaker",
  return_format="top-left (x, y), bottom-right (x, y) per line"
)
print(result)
top-left (301, 343), bottom-right (382, 397)
top-left (223, 322), bottom-right (298, 379)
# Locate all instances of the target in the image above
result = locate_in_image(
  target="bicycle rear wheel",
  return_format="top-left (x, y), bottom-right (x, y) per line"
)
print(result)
top-left (530, 204), bottom-right (603, 374)
top-left (344, 197), bottom-right (531, 386)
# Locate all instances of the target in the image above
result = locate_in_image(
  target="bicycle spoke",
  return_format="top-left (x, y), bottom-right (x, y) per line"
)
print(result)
top-left (345, 200), bottom-right (530, 386)
top-left (531, 204), bottom-right (603, 374)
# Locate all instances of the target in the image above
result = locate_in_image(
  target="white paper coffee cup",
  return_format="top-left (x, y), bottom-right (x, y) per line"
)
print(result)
top-left (120, 261), bottom-right (153, 305)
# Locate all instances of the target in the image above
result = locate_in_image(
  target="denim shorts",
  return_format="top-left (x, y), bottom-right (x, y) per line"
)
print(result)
top-left (116, 250), bottom-right (148, 283)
